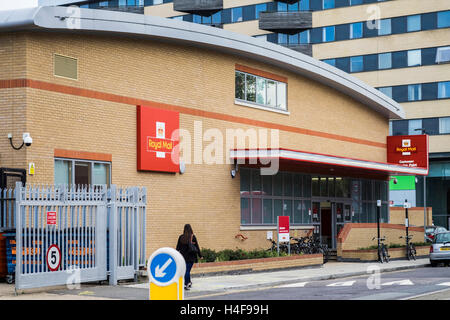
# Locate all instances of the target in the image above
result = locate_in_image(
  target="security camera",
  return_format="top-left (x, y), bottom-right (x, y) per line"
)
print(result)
top-left (230, 169), bottom-right (236, 178)
top-left (23, 133), bottom-right (32, 147)
top-left (393, 178), bottom-right (398, 184)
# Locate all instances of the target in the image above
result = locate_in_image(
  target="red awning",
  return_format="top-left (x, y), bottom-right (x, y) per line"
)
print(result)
top-left (230, 148), bottom-right (428, 180)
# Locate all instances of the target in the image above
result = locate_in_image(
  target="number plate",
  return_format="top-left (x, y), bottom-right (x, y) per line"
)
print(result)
top-left (440, 247), bottom-right (450, 251)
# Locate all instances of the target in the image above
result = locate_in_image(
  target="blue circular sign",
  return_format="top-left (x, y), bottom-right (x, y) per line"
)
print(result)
top-left (150, 253), bottom-right (177, 284)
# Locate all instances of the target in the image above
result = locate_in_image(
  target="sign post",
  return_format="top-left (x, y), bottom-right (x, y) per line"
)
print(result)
top-left (147, 247), bottom-right (186, 300)
top-left (277, 216), bottom-right (290, 256)
top-left (376, 200), bottom-right (381, 262)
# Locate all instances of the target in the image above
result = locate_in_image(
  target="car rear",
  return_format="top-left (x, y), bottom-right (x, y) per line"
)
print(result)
top-left (430, 231), bottom-right (450, 266)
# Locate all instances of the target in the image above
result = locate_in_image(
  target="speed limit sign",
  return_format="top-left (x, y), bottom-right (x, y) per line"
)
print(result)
top-left (46, 244), bottom-right (61, 271)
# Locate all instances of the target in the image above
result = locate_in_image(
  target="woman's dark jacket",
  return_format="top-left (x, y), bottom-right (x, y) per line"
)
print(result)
top-left (176, 234), bottom-right (202, 263)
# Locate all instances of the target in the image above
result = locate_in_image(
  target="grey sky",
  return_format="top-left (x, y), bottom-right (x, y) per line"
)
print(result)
top-left (0, 0), bottom-right (38, 11)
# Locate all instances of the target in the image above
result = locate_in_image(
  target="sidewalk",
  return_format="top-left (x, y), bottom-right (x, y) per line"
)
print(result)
top-left (0, 258), bottom-right (430, 300)
top-left (127, 258), bottom-right (430, 298)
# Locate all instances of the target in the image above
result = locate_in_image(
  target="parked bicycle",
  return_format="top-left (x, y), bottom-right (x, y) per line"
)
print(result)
top-left (267, 239), bottom-right (289, 254)
top-left (372, 236), bottom-right (390, 263)
top-left (400, 235), bottom-right (416, 261)
top-left (290, 235), bottom-right (329, 263)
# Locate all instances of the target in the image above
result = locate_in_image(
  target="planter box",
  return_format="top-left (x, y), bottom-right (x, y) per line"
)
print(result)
top-left (191, 254), bottom-right (323, 276)
top-left (339, 246), bottom-right (429, 262)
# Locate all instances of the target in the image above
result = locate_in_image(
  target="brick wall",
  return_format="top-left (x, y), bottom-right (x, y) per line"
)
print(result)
top-left (0, 31), bottom-right (391, 255)
top-left (390, 207), bottom-right (432, 227)
top-left (337, 223), bottom-right (426, 258)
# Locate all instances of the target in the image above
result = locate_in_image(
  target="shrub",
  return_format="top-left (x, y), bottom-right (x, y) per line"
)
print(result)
top-left (198, 247), bottom-right (287, 263)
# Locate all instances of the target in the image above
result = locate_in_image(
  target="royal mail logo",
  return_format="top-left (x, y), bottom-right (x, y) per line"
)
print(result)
top-left (137, 105), bottom-right (179, 173)
top-left (402, 139), bottom-right (411, 148)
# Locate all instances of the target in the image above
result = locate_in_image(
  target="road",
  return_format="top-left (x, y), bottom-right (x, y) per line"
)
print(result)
top-left (192, 266), bottom-right (450, 300)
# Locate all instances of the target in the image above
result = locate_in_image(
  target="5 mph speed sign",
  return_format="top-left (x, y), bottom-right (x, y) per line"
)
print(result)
top-left (46, 244), bottom-right (61, 272)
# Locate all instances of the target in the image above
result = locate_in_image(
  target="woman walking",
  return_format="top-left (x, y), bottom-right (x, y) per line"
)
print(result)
top-left (176, 224), bottom-right (202, 290)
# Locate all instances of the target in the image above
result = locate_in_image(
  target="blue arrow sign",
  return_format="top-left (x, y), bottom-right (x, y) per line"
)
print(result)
top-left (150, 253), bottom-right (177, 284)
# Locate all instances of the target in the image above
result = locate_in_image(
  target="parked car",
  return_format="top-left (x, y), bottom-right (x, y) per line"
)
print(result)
top-left (430, 231), bottom-right (450, 267)
top-left (425, 225), bottom-right (448, 243)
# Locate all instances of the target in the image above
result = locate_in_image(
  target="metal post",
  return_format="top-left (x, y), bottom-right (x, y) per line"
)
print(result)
top-left (405, 199), bottom-right (409, 249)
top-left (108, 185), bottom-right (117, 285)
top-left (423, 176), bottom-right (427, 232)
top-left (376, 200), bottom-right (381, 262)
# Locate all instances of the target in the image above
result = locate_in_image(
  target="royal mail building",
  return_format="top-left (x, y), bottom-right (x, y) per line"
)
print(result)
top-left (0, 7), bottom-right (426, 254)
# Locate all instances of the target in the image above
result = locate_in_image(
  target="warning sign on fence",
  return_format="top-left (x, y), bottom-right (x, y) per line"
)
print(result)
top-left (47, 211), bottom-right (57, 225)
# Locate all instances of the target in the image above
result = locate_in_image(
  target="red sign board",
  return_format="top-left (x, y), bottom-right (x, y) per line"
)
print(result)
top-left (47, 211), bottom-right (57, 225)
top-left (387, 135), bottom-right (429, 172)
top-left (278, 216), bottom-right (290, 242)
top-left (137, 105), bottom-right (180, 173)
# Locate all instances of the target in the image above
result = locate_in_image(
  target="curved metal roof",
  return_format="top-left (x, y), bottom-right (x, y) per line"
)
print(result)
top-left (0, 6), bottom-right (405, 119)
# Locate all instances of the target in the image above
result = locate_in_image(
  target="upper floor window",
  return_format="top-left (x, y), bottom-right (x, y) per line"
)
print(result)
top-left (235, 70), bottom-right (287, 111)
top-left (407, 49), bottom-right (422, 67)
top-left (378, 52), bottom-right (392, 69)
top-left (408, 84), bottom-right (422, 101)
top-left (378, 19), bottom-right (392, 36)
top-left (438, 81), bottom-right (450, 99)
top-left (436, 46), bottom-right (450, 64)
top-left (323, 0), bottom-right (335, 10)
top-left (350, 56), bottom-right (363, 72)
top-left (378, 87), bottom-right (392, 98)
top-left (437, 10), bottom-right (450, 28)
top-left (407, 15), bottom-right (421, 32)
top-left (350, 22), bottom-right (363, 39)
top-left (231, 7), bottom-right (243, 23)
top-left (323, 26), bottom-right (335, 42)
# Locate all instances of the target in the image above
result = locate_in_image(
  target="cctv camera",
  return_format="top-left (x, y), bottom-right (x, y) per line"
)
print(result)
top-left (230, 169), bottom-right (236, 178)
top-left (23, 133), bottom-right (32, 147)
top-left (393, 178), bottom-right (398, 184)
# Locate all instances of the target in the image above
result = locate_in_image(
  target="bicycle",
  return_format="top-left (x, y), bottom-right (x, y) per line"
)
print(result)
top-left (400, 235), bottom-right (416, 261)
top-left (372, 236), bottom-right (390, 263)
top-left (267, 239), bottom-right (289, 254)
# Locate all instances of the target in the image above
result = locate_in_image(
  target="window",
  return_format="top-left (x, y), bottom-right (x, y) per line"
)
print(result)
top-left (235, 70), bottom-right (287, 111)
top-left (392, 120), bottom-right (408, 136)
top-left (231, 7), bottom-right (243, 23)
top-left (278, 33), bottom-right (288, 44)
top-left (440, 117), bottom-right (450, 134)
top-left (350, 22), bottom-right (363, 39)
top-left (407, 15), bottom-right (421, 32)
top-left (323, 59), bottom-right (336, 67)
top-left (437, 10), bottom-right (450, 28)
top-left (300, 0), bottom-right (309, 11)
top-left (408, 119), bottom-right (422, 135)
top-left (299, 30), bottom-right (310, 44)
top-left (350, 0), bottom-right (363, 5)
top-left (378, 52), bottom-right (392, 69)
top-left (378, 86), bottom-right (392, 98)
top-left (436, 46), bottom-right (450, 64)
top-left (438, 81), bottom-right (450, 99)
top-left (255, 3), bottom-right (266, 19)
top-left (378, 19), bottom-right (391, 35)
top-left (277, 2), bottom-right (287, 11)
top-left (323, 0), bottom-right (335, 9)
top-left (323, 26), bottom-right (335, 42)
top-left (54, 159), bottom-right (111, 186)
top-left (350, 56), bottom-right (363, 72)
top-left (407, 49), bottom-right (422, 66)
top-left (408, 84), bottom-right (422, 101)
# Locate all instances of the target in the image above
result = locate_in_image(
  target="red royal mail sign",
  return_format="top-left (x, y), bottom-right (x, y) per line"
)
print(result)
top-left (387, 135), bottom-right (429, 172)
top-left (278, 216), bottom-right (290, 243)
top-left (137, 105), bottom-right (179, 173)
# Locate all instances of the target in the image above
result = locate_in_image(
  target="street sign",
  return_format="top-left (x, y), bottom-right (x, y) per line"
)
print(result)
top-left (46, 244), bottom-right (61, 272)
top-left (147, 247), bottom-right (186, 300)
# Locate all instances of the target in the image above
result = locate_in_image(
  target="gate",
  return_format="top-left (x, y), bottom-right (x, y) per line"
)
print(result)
top-left (11, 182), bottom-right (146, 290)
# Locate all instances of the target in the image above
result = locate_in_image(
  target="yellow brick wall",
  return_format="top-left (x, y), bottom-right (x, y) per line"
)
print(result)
top-left (390, 207), bottom-right (433, 227)
top-left (1, 32), bottom-right (391, 255)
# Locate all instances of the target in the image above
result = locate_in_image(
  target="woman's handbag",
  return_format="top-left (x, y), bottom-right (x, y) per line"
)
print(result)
top-left (188, 241), bottom-right (198, 254)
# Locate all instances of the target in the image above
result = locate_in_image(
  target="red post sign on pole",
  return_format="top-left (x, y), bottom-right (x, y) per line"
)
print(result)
top-left (278, 216), bottom-right (290, 243)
